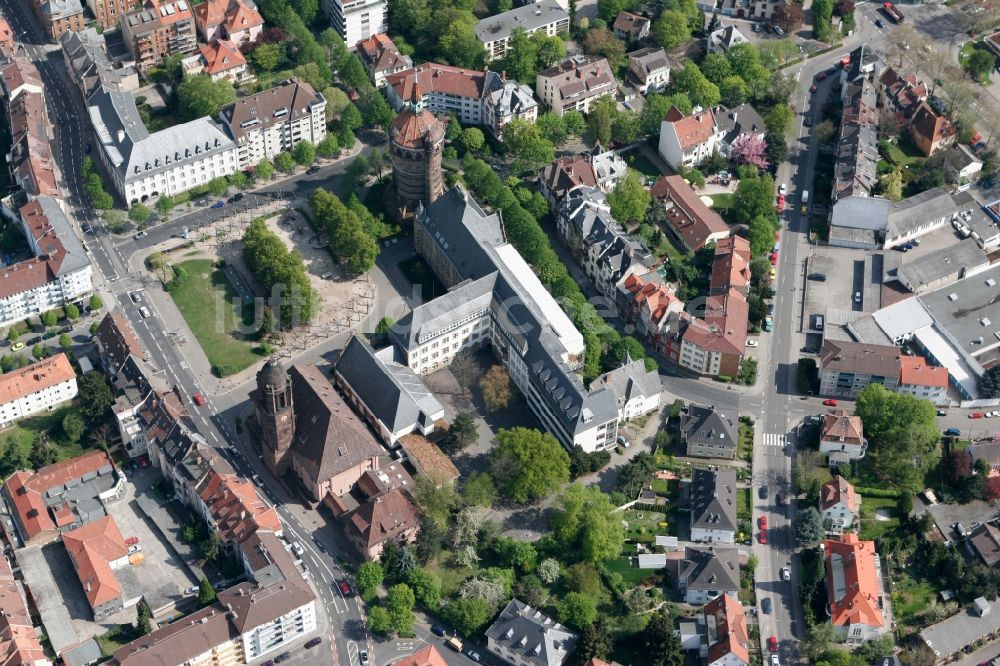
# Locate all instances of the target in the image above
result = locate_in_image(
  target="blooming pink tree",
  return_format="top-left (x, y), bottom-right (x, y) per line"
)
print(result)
top-left (730, 133), bottom-right (770, 170)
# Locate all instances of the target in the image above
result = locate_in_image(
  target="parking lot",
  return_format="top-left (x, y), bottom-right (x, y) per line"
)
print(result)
top-left (801, 250), bottom-right (867, 345)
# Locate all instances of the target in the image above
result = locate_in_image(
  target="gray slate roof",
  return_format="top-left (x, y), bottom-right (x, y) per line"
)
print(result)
top-left (475, 0), bottom-right (568, 43)
top-left (680, 405), bottom-right (737, 453)
top-left (690, 467), bottom-right (738, 533)
top-left (485, 600), bottom-right (577, 666)
top-left (922, 598), bottom-right (1000, 660)
top-left (679, 546), bottom-right (741, 593)
top-left (897, 238), bottom-right (987, 292)
top-left (414, 186), bottom-right (505, 283)
top-left (392, 275), bottom-right (497, 350)
top-left (716, 103), bottom-right (765, 144)
top-left (592, 356), bottom-right (660, 410)
top-left (34, 195), bottom-right (90, 277)
top-left (336, 336), bottom-right (444, 436)
top-left (886, 186), bottom-right (956, 239)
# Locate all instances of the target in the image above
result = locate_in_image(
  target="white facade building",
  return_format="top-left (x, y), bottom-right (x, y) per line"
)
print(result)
top-left (658, 106), bottom-right (722, 170)
top-left (0, 354), bottom-right (78, 428)
top-left (0, 197), bottom-right (93, 329)
top-left (239, 593), bottom-right (317, 661)
top-left (325, 0), bottom-right (387, 46)
top-left (219, 79), bottom-right (327, 170)
top-left (88, 87), bottom-right (238, 205)
top-left (475, 0), bottom-right (569, 61)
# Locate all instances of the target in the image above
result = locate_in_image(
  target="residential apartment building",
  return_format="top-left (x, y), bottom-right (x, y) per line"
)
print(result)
top-left (181, 40), bottom-right (252, 84)
top-left (485, 600), bottom-right (577, 666)
top-left (62, 516), bottom-right (130, 620)
top-left (590, 357), bottom-right (660, 422)
top-left (659, 105), bottom-right (722, 170)
top-left (120, 0), bottom-right (197, 72)
top-left (819, 339), bottom-right (901, 399)
top-left (356, 33), bottom-right (411, 88)
top-left (536, 55), bottom-right (615, 116)
top-left (833, 74), bottom-right (879, 203)
top-left (219, 79), bottom-right (327, 169)
top-left (196, 470), bottom-right (282, 545)
top-left (386, 64), bottom-right (537, 139)
top-left (626, 47), bottom-right (671, 95)
top-left (391, 186), bottom-right (626, 454)
top-left (556, 185), bottom-right (653, 299)
top-left (897, 355), bottom-right (949, 405)
top-left (0, 353), bottom-right (78, 428)
top-left (825, 534), bottom-right (887, 644)
top-left (877, 67), bottom-right (927, 125)
top-left (615, 270), bottom-right (684, 352)
top-left (680, 405), bottom-right (737, 459)
top-left (60, 28), bottom-right (139, 98)
top-left (677, 547), bottom-right (740, 605)
top-left (85, 0), bottom-right (131, 30)
top-left (193, 0), bottom-right (263, 44)
top-left (325, 0), bottom-right (387, 47)
top-left (1, 57), bottom-right (58, 205)
top-left (0, 197), bottom-right (93, 329)
top-left (820, 476), bottom-right (858, 534)
top-left (650, 175), bottom-right (730, 251)
top-left (475, 0), bottom-right (569, 61)
top-left (701, 594), bottom-right (749, 666)
top-left (710, 236), bottom-right (751, 296)
top-left (88, 87), bottom-right (238, 205)
top-left (335, 476), bottom-right (421, 560)
top-left (820, 410), bottom-right (867, 464)
top-left (689, 467), bottom-right (738, 543)
top-left (540, 147), bottom-right (627, 208)
top-left (32, 0), bottom-right (86, 39)
top-left (334, 336), bottom-right (445, 448)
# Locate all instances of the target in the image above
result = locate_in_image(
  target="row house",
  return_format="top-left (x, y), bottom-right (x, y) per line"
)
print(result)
top-left (218, 79), bottom-right (327, 169)
top-left (121, 0), bottom-right (197, 72)
top-left (616, 269), bottom-right (684, 347)
top-left (386, 64), bottom-right (537, 139)
top-left (1, 57), bottom-right (58, 207)
top-left (539, 146), bottom-right (627, 209)
top-left (85, 0), bottom-right (130, 30)
top-left (475, 0), bottom-right (569, 61)
top-left (536, 55), bottom-right (616, 117)
top-left (679, 593), bottom-right (749, 666)
top-left (32, 0), bottom-right (85, 40)
top-left (876, 67), bottom-right (927, 125)
top-left (677, 547), bottom-right (740, 605)
top-left (833, 78), bottom-right (880, 202)
top-left (709, 236), bottom-right (751, 296)
top-left (60, 28), bottom-right (139, 98)
top-left (0, 558), bottom-right (50, 665)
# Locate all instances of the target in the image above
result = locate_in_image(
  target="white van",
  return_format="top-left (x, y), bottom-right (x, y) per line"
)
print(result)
top-left (814, 315), bottom-right (824, 331)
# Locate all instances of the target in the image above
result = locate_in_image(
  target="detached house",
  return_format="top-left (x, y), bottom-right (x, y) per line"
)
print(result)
top-left (702, 593), bottom-right (749, 666)
top-left (706, 25), bottom-right (748, 53)
top-left (192, 0), bottom-right (263, 44)
top-left (689, 467), bottom-right (737, 543)
top-left (181, 40), bottom-right (250, 84)
top-left (626, 47), bottom-right (671, 95)
top-left (356, 33), bottom-right (412, 88)
top-left (540, 147), bottom-right (627, 208)
top-left (677, 546), bottom-right (740, 605)
top-left (820, 410), bottom-right (867, 464)
top-left (658, 106), bottom-right (721, 171)
top-left (820, 476), bottom-right (858, 534)
top-left (681, 405), bottom-right (737, 460)
top-left (612, 11), bottom-right (650, 42)
top-left (910, 101), bottom-right (956, 157)
top-left (824, 534), bottom-right (888, 644)
top-left (591, 356), bottom-right (661, 422)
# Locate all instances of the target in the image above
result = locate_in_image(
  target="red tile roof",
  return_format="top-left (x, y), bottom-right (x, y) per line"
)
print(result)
top-left (820, 475), bottom-right (857, 513)
top-left (821, 410), bottom-right (864, 448)
top-left (395, 645), bottom-right (449, 666)
top-left (386, 63), bottom-right (487, 104)
top-left (389, 102), bottom-right (446, 151)
top-left (701, 289), bottom-right (748, 354)
top-left (222, 0), bottom-right (262, 34)
top-left (0, 557), bottom-right (47, 665)
top-left (357, 33), bottom-right (408, 74)
top-left (2, 450), bottom-right (115, 541)
top-left (96, 311), bottom-right (146, 370)
top-left (899, 355), bottom-right (948, 388)
top-left (825, 534), bottom-right (884, 629)
top-left (664, 105), bottom-right (718, 151)
top-left (613, 11), bottom-right (649, 36)
top-left (651, 175), bottom-right (729, 251)
top-left (197, 471), bottom-right (281, 544)
top-left (911, 101), bottom-right (955, 149)
top-left (198, 40), bottom-right (245, 75)
top-left (704, 593), bottom-right (749, 665)
top-left (62, 516), bottom-right (128, 609)
top-left (710, 236), bottom-right (751, 293)
top-left (347, 488), bottom-right (420, 548)
top-left (0, 353), bottom-right (75, 405)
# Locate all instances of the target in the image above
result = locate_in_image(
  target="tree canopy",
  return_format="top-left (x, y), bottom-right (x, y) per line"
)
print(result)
top-left (855, 383), bottom-right (940, 491)
top-left (550, 483), bottom-right (624, 563)
top-left (176, 75), bottom-right (237, 121)
top-left (242, 219), bottom-right (318, 327)
top-left (488, 428), bottom-right (570, 503)
top-left (607, 170), bottom-right (651, 224)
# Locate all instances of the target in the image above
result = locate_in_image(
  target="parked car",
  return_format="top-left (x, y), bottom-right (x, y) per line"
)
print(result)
top-left (131, 291), bottom-right (143, 303)
top-left (359, 650), bottom-right (369, 664)
top-left (134, 231), bottom-right (148, 239)
top-left (338, 580), bottom-right (353, 597)
top-left (431, 625), bottom-right (448, 637)
top-left (305, 637), bottom-right (322, 649)
top-left (10, 342), bottom-right (24, 352)
top-left (761, 597), bottom-right (773, 614)
top-left (185, 586), bottom-right (199, 594)
top-left (759, 486), bottom-right (769, 500)
top-left (291, 542), bottom-right (305, 556)
top-left (274, 653), bottom-right (292, 664)
top-left (769, 636), bottom-right (779, 652)
top-left (854, 291), bottom-right (862, 303)
top-left (125, 536), bottom-right (139, 546)
top-left (139, 307), bottom-right (151, 318)
top-left (62, 325), bottom-right (73, 333)
top-left (211, 201), bottom-right (225, 209)
top-left (875, 18), bottom-right (885, 27)
top-left (746, 339), bottom-right (759, 347)
top-left (127, 545), bottom-right (142, 554)
top-left (803, 116), bottom-right (813, 127)
top-left (807, 273), bottom-right (826, 281)
top-left (771, 655), bottom-right (781, 666)
top-left (781, 567), bottom-right (791, 581)
top-left (42, 331), bottom-right (57, 340)
top-left (227, 193), bottom-right (244, 204)
top-left (759, 530), bottom-right (768, 544)
top-left (306, 165), bottom-right (321, 175)
top-left (192, 393), bottom-right (206, 406)
top-left (970, 412), bottom-right (985, 419)
top-left (823, 399), bottom-right (838, 406)
top-left (759, 515), bottom-right (768, 529)
top-left (468, 651), bottom-right (482, 663)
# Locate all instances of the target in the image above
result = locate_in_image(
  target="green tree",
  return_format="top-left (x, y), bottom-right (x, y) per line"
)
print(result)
top-left (360, 89), bottom-right (394, 129)
top-left (29, 436), bottom-right (56, 468)
top-left (386, 583), bottom-right (416, 635)
top-left (375, 316), bottom-right (395, 335)
top-left (461, 127), bottom-right (485, 153)
top-left (411, 473), bottom-right (459, 530)
top-left (551, 483), bottom-right (625, 563)
top-left (200, 532), bottom-right (221, 560)
top-left (136, 599), bottom-right (152, 635)
top-left (583, 28), bottom-right (627, 70)
top-left (558, 592), bottom-right (598, 629)
top-left (981, 366), bottom-right (1000, 398)
top-left (439, 19), bottom-right (487, 70)
top-left (652, 10), bottom-right (691, 49)
top-left (533, 32), bottom-right (566, 68)
top-left (672, 63), bottom-right (721, 108)
top-left (357, 560), bottom-right (385, 594)
top-left (801, 621), bottom-right (840, 661)
top-left (339, 53), bottom-right (371, 90)
top-left (129, 204), bottom-right (151, 223)
top-left (406, 568), bottom-right (442, 608)
top-left (607, 170), bottom-right (651, 224)
top-left (462, 471), bottom-right (497, 507)
top-left (274, 152), bottom-right (296, 173)
top-left (763, 104), bottom-right (795, 136)
top-left (795, 506), bottom-right (825, 547)
top-left (316, 134), bottom-right (340, 158)
top-left (6, 328), bottom-right (18, 343)
top-left (449, 412), bottom-right (478, 450)
top-left (442, 597), bottom-right (491, 636)
top-left (250, 42), bottom-right (283, 71)
top-left (58, 333), bottom-right (72, 350)
top-left (576, 623), bottom-right (612, 663)
top-left (855, 383), bottom-right (941, 490)
top-left (642, 609), bottom-right (683, 666)
top-left (367, 606), bottom-right (392, 634)
top-left (489, 428), bottom-right (570, 503)
top-left (588, 96), bottom-right (616, 146)
top-left (966, 49), bottom-right (997, 82)
top-left (479, 364), bottom-right (513, 412)
top-left (155, 195), bottom-right (175, 220)
top-left (65, 303), bottom-right (80, 321)
top-left (340, 103), bottom-right (363, 131)
top-left (292, 141), bottom-right (316, 166)
top-left (499, 28), bottom-right (539, 82)
top-left (198, 578), bottom-right (217, 606)
top-left (78, 371), bottom-right (115, 422)
top-left (563, 110), bottom-right (586, 137)
top-left (503, 119), bottom-right (555, 173)
top-left (598, 0), bottom-right (633, 22)
top-left (41, 310), bottom-right (58, 328)
top-left (88, 294), bottom-right (103, 311)
top-left (254, 160), bottom-right (275, 181)
top-left (880, 168), bottom-right (904, 201)
top-left (176, 75), bottom-right (236, 121)
top-left (62, 412), bottom-right (86, 444)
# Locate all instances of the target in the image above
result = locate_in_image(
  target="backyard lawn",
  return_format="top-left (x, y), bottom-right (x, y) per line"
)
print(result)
top-left (881, 138), bottom-right (926, 168)
top-left (892, 574), bottom-right (938, 627)
top-left (737, 487), bottom-right (752, 521)
top-left (857, 497), bottom-right (900, 542)
top-left (625, 153), bottom-right (664, 180)
top-left (621, 510), bottom-right (668, 543)
top-left (167, 259), bottom-right (260, 376)
top-left (604, 557), bottom-right (661, 584)
top-left (2, 406), bottom-right (86, 462)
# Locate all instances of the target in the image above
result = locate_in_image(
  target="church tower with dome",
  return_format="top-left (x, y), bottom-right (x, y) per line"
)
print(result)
top-left (388, 84), bottom-right (445, 207)
top-left (251, 359), bottom-right (295, 475)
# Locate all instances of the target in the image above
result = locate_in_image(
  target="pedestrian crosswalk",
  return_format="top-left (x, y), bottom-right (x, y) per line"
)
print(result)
top-left (761, 433), bottom-right (789, 448)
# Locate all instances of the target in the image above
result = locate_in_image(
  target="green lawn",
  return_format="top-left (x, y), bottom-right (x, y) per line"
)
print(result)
top-left (881, 139), bottom-right (926, 168)
top-left (737, 487), bottom-right (752, 521)
top-left (603, 557), bottom-right (660, 584)
top-left (858, 497), bottom-right (900, 541)
top-left (166, 259), bottom-right (260, 376)
top-left (625, 153), bottom-right (664, 180)
top-left (425, 557), bottom-right (479, 598)
top-left (3, 406), bottom-right (86, 462)
top-left (622, 510), bottom-right (667, 543)
top-left (710, 193), bottom-right (738, 225)
top-left (892, 575), bottom-right (938, 626)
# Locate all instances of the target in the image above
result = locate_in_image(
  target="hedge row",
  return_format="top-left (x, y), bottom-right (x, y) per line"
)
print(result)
top-left (854, 487), bottom-right (903, 499)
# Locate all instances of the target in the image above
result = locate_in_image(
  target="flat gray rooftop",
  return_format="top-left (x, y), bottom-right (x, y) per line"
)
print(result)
top-left (919, 263), bottom-right (1000, 356)
top-left (475, 0), bottom-right (568, 42)
top-left (897, 238), bottom-right (988, 292)
top-left (16, 545), bottom-right (78, 653)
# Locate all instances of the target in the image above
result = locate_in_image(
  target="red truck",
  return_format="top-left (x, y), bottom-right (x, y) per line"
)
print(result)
top-left (882, 2), bottom-right (905, 23)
